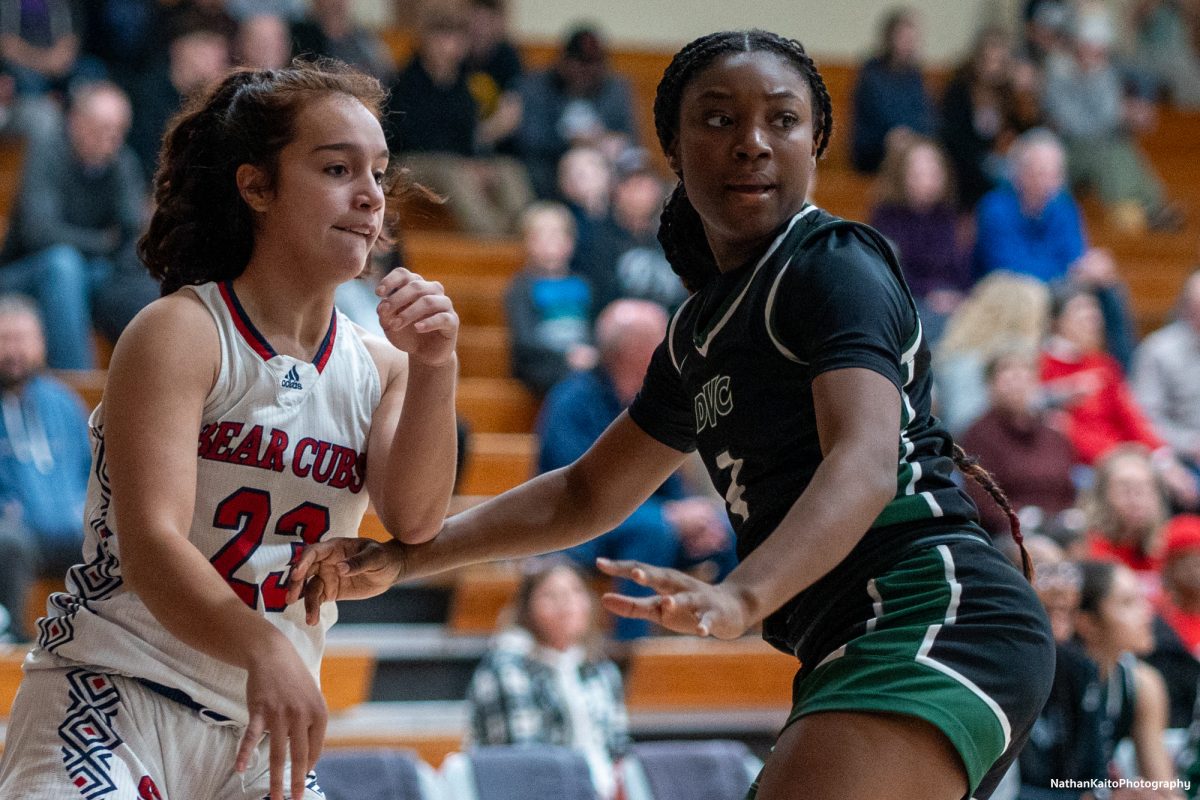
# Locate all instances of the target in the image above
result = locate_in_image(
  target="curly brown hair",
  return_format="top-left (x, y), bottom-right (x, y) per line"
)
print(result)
top-left (140, 59), bottom-right (410, 295)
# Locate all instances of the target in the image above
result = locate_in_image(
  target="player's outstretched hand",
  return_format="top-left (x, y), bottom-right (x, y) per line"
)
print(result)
top-left (596, 557), bottom-right (751, 640)
top-left (235, 646), bottom-right (327, 800)
top-left (375, 268), bottom-right (459, 366)
top-left (286, 537), bottom-right (405, 625)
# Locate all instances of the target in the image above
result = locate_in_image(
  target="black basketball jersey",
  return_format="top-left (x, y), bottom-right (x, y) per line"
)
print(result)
top-left (628, 204), bottom-right (983, 654)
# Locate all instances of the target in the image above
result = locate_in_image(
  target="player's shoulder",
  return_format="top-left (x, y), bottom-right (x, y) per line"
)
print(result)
top-left (105, 287), bottom-right (221, 402)
top-left (121, 288), bottom-right (219, 355)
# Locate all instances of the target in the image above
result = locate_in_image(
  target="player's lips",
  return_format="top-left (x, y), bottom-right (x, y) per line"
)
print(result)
top-left (724, 181), bottom-right (777, 195)
top-left (333, 224), bottom-right (377, 239)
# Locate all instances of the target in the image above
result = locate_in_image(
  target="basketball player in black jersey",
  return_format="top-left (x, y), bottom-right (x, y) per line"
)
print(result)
top-left (289, 31), bottom-right (1055, 800)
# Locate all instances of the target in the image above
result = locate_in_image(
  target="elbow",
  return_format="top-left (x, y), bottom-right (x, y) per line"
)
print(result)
top-left (391, 521), bottom-right (442, 545)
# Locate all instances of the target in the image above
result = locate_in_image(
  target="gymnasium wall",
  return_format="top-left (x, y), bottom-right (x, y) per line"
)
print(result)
top-left (508, 0), bottom-right (1023, 64)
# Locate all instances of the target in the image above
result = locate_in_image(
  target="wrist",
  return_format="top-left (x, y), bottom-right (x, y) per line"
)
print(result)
top-left (241, 625), bottom-right (291, 671)
top-left (721, 578), bottom-right (763, 628)
top-left (407, 351), bottom-right (458, 372)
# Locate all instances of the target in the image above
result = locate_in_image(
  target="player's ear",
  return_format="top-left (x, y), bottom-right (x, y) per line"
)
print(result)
top-left (236, 163), bottom-right (273, 213)
top-left (665, 137), bottom-right (681, 177)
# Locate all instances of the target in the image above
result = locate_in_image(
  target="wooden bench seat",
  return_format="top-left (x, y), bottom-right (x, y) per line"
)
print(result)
top-left (457, 432), bottom-right (537, 496)
top-left (623, 637), bottom-right (796, 711)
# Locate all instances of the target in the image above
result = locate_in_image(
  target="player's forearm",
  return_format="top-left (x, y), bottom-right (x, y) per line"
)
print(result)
top-left (721, 446), bottom-right (894, 627)
top-left (401, 465), bottom-right (618, 580)
top-left (377, 356), bottom-right (458, 542)
top-left (122, 527), bottom-right (292, 671)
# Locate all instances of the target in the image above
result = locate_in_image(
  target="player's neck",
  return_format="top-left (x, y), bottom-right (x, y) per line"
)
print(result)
top-left (230, 268), bottom-right (337, 361)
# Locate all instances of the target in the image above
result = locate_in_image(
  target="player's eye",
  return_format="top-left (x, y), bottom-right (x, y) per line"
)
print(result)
top-left (774, 112), bottom-right (800, 129)
top-left (705, 113), bottom-right (733, 128)
top-left (325, 164), bottom-right (349, 177)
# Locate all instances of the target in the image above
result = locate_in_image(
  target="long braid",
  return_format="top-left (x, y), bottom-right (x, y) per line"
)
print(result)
top-left (653, 30), bottom-right (834, 291)
top-left (952, 445), bottom-right (1034, 581)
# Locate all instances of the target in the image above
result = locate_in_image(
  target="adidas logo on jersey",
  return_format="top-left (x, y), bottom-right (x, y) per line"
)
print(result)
top-left (281, 366), bottom-right (303, 390)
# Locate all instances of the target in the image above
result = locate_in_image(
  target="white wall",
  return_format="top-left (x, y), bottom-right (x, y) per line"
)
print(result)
top-left (505, 0), bottom-right (1024, 64)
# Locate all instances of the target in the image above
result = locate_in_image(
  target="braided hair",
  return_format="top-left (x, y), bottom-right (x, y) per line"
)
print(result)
top-left (652, 30), bottom-right (833, 292)
top-left (140, 59), bottom-right (409, 296)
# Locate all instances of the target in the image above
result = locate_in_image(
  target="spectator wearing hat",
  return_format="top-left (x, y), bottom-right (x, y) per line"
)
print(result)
top-left (1146, 515), bottom-right (1200, 728)
top-left (386, 3), bottom-right (533, 237)
top-left (516, 25), bottom-right (638, 198)
top-left (1156, 515), bottom-right (1200, 655)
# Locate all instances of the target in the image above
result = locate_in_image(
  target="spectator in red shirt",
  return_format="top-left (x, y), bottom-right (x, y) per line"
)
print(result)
top-left (1157, 515), bottom-right (1200, 656)
top-left (1041, 285), bottom-right (1162, 464)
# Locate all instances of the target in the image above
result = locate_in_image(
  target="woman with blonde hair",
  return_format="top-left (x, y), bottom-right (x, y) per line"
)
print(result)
top-left (933, 271), bottom-right (1050, 433)
top-left (1083, 444), bottom-right (1171, 581)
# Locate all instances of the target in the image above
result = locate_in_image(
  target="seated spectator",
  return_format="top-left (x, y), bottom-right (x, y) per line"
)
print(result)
top-left (290, 0), bottom-right (396, 81)
top-left (1074, 560), bottom-right (1181, 793)
top-left (0, 296), bottom-right (90, 640)
top-left (1018, 0), bottom-right (1072, 69)
top-left (933, 271), bottom-right (1050, 435)
top-left (386, 4), bottom-right (533, 237)
top-left (1019, 550), bottom-right (1107, 800)
top-left (1083, 445), bottom-right (1172, 580)
top-left (1042, 8), bottom-right (1182, 232)
top-left (939, 27), bottom-right (1028, 209)
top-left (1131, 0), bottom-right (1200, 108)
top-left (586, 168), bottom-right (685, 313)
top-left (976, 130), bottom-right (1140, 368)
top-left (850, 7), bottom-right (935, 173)
top-left (538, 299), bottom-right (737, 639)
top-left (505, 202), bottom-right (595, 395)
top-left (129, 23), bottom-right (229, 182)
top-left (1156, 516), bottom-right (1200, 652)
top-left (1041, 288), bottom-right (1184, 478)
top-left (233, 13), bottom-right (291, 70)
top-left (225, 0), bottom-right (305, 21)
top-left (869, 133), bottom-right (972, 344)
top-left (0, 81), bottom-right (156, 369)
top-left (464, 558), bottom-right (630, 799)
top-left (517, 26), bottom-right (638, 198)
top-left (1147, 515), bottom-right (1200, 728)
top-left (80, 0), bottom-right (163, 98)
top-left (464, 0), bottom-right (522, 154)
top-left (558, 145), bottom-right (613, 272)
top-left (158, 0), bottom-right (237, 43)
top-left (959, 347), bottom-right (1077, 542)
top-left (1133, 270), bottom-right (1200, 485)
top-left (0, 0), bottom-right (103, 143)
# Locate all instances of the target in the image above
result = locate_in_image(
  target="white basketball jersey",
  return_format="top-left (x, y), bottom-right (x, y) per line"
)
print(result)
top-left (27, 280), bottom-right (382, 724)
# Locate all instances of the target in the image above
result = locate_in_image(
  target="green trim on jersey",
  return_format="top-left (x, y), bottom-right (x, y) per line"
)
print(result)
top-left (745, 545), bottom-right (1009, 798)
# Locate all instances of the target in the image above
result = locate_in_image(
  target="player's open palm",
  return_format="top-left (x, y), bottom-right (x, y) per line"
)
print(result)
top-left (597, 557), bottom-right (751, 640)
top-left (375, 268), bottom-right (458, 366)
top-left (236, 648), bottom-right (328, 800)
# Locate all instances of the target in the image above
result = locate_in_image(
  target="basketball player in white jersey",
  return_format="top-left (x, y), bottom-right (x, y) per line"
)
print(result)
top-left (0, 62), bottom-right (460, 800)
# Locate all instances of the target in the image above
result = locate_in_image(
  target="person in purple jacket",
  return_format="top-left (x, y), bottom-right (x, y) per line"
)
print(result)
top-left (870, 133), bottom-right (972, 346)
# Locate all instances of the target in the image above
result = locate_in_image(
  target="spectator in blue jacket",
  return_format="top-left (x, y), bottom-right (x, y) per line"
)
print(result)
top-left (850, 7), bottom-right (936, 173)
top-left (0, 296), bottom-right (91, 640)
top-left (537, 299), bottom-right (738, 639)
top-left (975, 128), bottom-right (1136, 369)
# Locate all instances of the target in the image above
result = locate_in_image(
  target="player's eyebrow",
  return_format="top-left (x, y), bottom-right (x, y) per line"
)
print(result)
top-left (312, 143), bottom-right (390, 160)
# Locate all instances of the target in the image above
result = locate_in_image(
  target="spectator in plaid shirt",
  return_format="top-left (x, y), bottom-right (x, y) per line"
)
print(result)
top-left (464, 559), bottom-right (630, 798)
